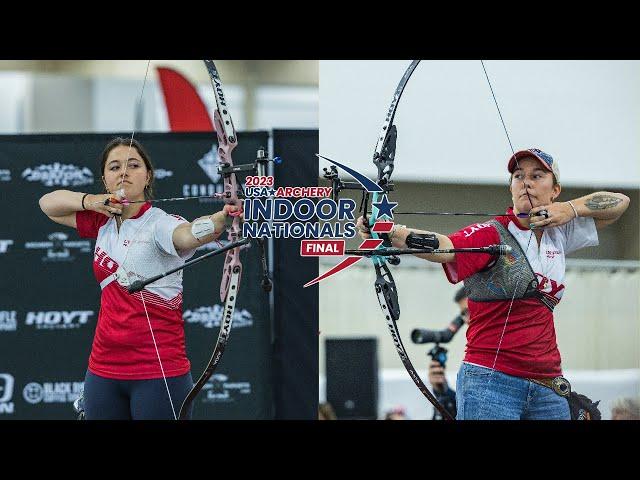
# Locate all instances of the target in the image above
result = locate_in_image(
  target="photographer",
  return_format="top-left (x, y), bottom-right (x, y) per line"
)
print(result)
top-left (424, 288), bottom-right (469, 420)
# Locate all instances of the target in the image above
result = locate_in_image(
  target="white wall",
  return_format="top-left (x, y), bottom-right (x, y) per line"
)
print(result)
top-left (0, 70), bottom-right (317, 134)
top-left (319, 60), bottom-right (640, 188)
top-left (255, 86), bottom-right (318, 130)
top-left (0, 72), bottom-right (30, 133)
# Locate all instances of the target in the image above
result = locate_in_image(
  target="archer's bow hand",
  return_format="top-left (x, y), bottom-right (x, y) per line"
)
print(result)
top-left (210, 205), bottom-right (244, 237)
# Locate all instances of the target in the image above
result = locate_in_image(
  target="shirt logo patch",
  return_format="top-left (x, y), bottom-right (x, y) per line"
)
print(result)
top-left (462, 222), bottom-right (492, 238)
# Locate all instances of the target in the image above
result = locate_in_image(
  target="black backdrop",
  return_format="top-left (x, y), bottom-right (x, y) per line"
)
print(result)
top-left (272, 130), bottom-right (319, 419)
top-left (0, 130), bottom-right (318, 420)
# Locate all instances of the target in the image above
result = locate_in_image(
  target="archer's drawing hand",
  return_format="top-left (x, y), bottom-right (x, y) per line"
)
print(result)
top-left (528, 202), bottom-right (575, 230)
top-left (86, 193), bottom-right (123, 218)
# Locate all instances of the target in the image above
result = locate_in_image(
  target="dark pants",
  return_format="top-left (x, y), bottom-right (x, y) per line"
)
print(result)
top-left (83, 370), bottom-right (194, 420)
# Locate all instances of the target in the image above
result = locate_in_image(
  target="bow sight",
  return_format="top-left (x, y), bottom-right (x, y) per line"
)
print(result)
top-left (218, 146), bottom-right (282, 179)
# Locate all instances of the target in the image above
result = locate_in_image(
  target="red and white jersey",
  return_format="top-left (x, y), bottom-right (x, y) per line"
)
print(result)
top-left (76, 202), bottom-right (196, 380)
top-left (443, 207), bottom-right (598, 378)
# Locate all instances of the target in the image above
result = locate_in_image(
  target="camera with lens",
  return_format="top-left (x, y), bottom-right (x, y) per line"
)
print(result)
top-left (411, 314), bottom-right (466, 368)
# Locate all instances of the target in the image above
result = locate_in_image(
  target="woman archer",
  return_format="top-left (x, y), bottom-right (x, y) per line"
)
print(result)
top-left (358, 148), bottom-right (630, 420)
top-left (39, 137), bottom-right (238, 420)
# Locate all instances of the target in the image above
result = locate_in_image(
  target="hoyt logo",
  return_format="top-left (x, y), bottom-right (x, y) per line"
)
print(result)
top-left (25, 311), bottom-right (93, 330)
top-left (213, 76), bottom-right (227, 107)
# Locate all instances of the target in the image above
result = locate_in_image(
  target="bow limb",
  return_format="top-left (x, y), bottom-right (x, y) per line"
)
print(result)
top-left (368, 60), bottom-right (454, 420)
top-left (376, 262), bottom-right (454, 420)
top-left (177, 60), bottom-right (243, 419)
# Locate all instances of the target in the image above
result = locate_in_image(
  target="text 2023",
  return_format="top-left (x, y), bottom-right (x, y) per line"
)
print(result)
top-left (246, 176), bottom-right (274, 187)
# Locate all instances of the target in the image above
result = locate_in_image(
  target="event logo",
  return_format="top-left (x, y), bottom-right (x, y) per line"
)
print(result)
top-left (202, 373), bottom-right (251, 404)
top-left (183, 306), bottom-right (254, 329)
top-left (25, 311), bottom-right (93, 330)
top-left (291, 158), bottom-right (397, 288)
top-left (25, 231), bottom-right (92, 262)
top-left (21, 163), bottom-right (93, 187)
top-left (0, 311), bottom-right (17, 332)
top-left (0, 374), bottom-right (15, 414)
top-left (23, 381), bottom-right (84, 404)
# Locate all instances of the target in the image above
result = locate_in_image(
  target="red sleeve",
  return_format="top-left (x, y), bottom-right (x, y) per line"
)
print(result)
top-left (442, 222), bottom-right (501, 283)
top-left (76, 210), bottom-right (109, 239)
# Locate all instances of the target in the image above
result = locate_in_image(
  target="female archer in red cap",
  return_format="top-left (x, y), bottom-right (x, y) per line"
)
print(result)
top-left (358, 148), bottom-right (629, 420)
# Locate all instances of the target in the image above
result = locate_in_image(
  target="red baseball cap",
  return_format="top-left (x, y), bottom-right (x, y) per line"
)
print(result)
top-left (507, 148), bottom-right (560, 183)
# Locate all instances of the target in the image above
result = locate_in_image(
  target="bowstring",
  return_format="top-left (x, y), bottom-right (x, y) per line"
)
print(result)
top-left (477, 60), bottom-right (546, 418)
top-left (122, 60), bottom-right (177, 420)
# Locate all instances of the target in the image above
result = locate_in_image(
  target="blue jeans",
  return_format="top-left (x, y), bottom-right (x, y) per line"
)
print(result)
top-left (456, 363), bottom-right (571, 420)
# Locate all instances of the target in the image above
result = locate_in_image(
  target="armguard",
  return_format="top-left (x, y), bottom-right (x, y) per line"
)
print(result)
top-left (191, 217), bottom-right (216, 241)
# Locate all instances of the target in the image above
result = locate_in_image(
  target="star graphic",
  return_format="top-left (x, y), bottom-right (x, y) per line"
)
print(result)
top-left (372, 194), bottom-right (398, 220)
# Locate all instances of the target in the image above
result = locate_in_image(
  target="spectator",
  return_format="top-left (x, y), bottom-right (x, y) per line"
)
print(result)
top-left (384, 406), bottom-right (408, 420)
top-left (427, 287), bottom-right (469, 420)
top-left (611, 397), bottom-right (640, 420)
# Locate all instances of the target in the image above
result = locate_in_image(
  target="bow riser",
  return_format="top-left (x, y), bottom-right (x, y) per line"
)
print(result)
top-left (374, 264), bottom-right (400, 322)
top-left (213, 110), bottom-right (240, 204)
top-left (211, 86), bottom-right (243, 305)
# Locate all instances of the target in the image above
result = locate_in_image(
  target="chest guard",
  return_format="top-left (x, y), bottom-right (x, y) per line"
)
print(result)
top-left (463, 219), bottom-right (552, 310)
